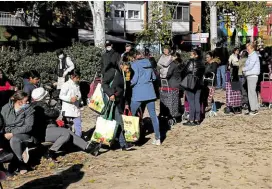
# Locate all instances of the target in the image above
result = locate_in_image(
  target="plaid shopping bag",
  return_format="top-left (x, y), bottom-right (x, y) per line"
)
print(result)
top-left (226, 82), bottom-right (242, 107)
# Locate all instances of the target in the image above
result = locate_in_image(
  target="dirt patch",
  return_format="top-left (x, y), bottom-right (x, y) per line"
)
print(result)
top-left (3, 90), bottom-right (272, 189)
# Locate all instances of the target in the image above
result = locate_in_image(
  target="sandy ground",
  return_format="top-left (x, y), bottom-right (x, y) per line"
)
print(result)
top-left (3, 90), bottom-right (272, 189)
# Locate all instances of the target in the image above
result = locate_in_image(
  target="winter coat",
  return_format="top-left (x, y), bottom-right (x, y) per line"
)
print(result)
top-left (205, 58), bottom-right (220, 78)
top-left (31, 100), bottom-right (59, 142)
top-left (166, 61), bottom-right (182, 89)
top-left (243, 51), bottom-right (260, 77)
top-left (59, 79), bottom-right (81, 118)
top-left (183, 58), bottom-right (205, 90)
top-left (158, 55), bottom-right (172, 78)
top-left (101, 49), bottom-right (120, 75)
top-left (213, 47), bottom-right (229, 65)
top-left (228, 54), bottom-right (239, 67)
top-left (102, 66), bottom-right (126, 113)
top-left (1, 100), bottom-right (35, 135)
top-left (131, 58), bottom-right (157, 101)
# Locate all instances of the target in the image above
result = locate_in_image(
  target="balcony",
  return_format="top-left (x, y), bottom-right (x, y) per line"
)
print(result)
top-left (172, 20), bottom-right (190, 34)
top-left (106, 18), bottom-right (144, 34)
top-left (0, 11), bottom-right (38, 27)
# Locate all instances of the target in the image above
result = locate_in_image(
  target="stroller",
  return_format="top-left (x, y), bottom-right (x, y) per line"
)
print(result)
top-left (182, 73), bottom-right (217, 121)
top-left (159, 79), bottom-right (182, 127)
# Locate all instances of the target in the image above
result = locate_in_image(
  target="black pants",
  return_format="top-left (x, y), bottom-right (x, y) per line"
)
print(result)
top-left (186, 89), bottom-right (201, 121)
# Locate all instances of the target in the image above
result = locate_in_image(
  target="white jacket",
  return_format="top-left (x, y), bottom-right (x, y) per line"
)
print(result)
top-left (59, 79), bottom-right (81, 117)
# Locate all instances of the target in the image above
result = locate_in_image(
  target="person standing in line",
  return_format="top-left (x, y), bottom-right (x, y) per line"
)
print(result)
top-left (213, 42), bottom-right (229, 90)
top-left (238, 50), bottom-right (249, 109)
top-left (55, 49), bottom-right (75, 90)
top-left (130, 50), bottom-right (161, 146)
top-left (59, 70), bottom-right (82, 137)
top-left (101, 41), bottom-right (120, 75)
top-left (243, 43), bottom-right (260, 115)
top-left (157, 45), bottom-right (172, 79)
top-left (121, 43), bottom-right (132, 57)
top-left (228, 48), bottom-right (240, 81)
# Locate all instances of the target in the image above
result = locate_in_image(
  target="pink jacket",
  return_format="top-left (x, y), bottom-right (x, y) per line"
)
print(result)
top-left (0, 81), bottom-right (11, 91)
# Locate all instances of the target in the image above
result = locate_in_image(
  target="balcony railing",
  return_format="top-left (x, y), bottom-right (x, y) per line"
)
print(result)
top-left (0, 11), bottom-right (38, 27)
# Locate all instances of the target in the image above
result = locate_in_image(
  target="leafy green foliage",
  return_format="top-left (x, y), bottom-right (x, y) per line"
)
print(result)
top-left (136, 2), bottom-right (173, 46)
top-left (0, 41), bottom-right (102, 86)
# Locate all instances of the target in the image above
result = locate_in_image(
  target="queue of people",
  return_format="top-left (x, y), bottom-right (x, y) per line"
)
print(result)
top-left (0, 41), bottom-right (271, 177)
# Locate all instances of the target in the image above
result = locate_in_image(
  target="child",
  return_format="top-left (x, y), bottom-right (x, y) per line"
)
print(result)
top-left (59, 70), bottom-right (82, 137)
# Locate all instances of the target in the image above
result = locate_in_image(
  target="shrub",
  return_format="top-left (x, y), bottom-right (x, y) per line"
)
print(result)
top-left (0, 41), bottom-right (102, 86)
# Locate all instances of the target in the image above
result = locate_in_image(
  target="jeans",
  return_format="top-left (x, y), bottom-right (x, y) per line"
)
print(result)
top-left (247, 76), bottom-right (259, 111)
top-left (73, 117), bottom-right (82, 137)
top-left (113, 107), bottom-right (127, 148)
top-left (131, 100), bottom-right (160, 140)
top-left (186, 90), bottom-right (201, 121)
top-left (45, 127), bottom-right (88, 152)
top-left (217, 65), bottom-right (226, 89)
top-left (9, 134), bottom-right (34, 161)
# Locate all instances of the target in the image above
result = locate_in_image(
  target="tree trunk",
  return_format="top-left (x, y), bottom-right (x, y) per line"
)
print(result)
top-left (88, 1), bottom-right (105, 49)
top-left (235, 28), bottom-right (240, 47)
top-left (208, 2), bottom-right (217, 50)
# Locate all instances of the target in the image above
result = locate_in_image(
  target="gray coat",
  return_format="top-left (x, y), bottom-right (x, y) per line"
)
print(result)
top-left (1, 100), bottom-right (35, 135)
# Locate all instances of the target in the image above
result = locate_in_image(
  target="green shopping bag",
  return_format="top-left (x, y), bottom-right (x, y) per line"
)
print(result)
top-left (91, 102), bottom-right (118, 146)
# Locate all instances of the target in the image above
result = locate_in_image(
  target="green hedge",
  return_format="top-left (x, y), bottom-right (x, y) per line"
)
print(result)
top-left (0, 42), bottom-right (102, 86)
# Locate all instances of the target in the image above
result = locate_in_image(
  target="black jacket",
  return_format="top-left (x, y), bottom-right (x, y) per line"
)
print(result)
top-left (205, 62), bottom-right (217, 77)
top-left (183, 58), bottom-right (205, 89)
top-left (31, 100), bottom-right (59, 142)
top-left (166, 61), bottom-right (182, 89)
top-left (213, 47), bottom-right (229, 65)
top-left (102, 67), bottom-right (125, 113)
top-left (1, 100), bottom-right (35, 135)
top-left (101, 50), bottom-right (120, 75)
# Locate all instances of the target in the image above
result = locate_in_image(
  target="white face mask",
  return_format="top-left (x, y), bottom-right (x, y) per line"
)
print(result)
top-left (106, 46), bottom-right (112, 51)
top-left (58, 54), bottom-right (64, 59)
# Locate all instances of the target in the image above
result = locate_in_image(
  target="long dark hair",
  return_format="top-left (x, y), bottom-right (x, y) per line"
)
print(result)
top-left (0, 69), bottom-right (8, 86)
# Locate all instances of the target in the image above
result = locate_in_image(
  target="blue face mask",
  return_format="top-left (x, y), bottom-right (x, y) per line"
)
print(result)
top-left (15, 104), bottom-right (29, 113)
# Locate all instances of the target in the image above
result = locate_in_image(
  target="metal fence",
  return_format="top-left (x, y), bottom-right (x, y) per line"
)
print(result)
top-left (0, 11), bottom-right (38, 27)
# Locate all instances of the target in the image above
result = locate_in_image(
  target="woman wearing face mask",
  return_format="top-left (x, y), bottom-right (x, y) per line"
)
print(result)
top-left (182, 49), bottom-right (205, 126)
top-left (0, 69), bottom-right (17, 109)
top-left (1, 91), bottom-right (35, 174)
top-left (56, 49), bottom-right (75, 90)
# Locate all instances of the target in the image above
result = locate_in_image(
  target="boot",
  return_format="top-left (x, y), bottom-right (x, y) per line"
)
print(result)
top-left (85, 142), bottom-right (101, 157)
top-left (44, 150), bottom-right (58, 162)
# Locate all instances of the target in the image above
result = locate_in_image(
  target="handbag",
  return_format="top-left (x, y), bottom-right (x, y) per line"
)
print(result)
top-left (181, 61), bottom-right (199, 90)
top-left (122, 108), bottom-right (140, 142)
top-left (91, 102), bottom-right (118, 146)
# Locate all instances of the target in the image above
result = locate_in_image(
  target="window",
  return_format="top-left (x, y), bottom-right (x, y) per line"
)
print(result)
top-left (128, 10), bottom-right (140, 19)
top-left (171, 5), bottom-right (190, 21)
top-left (114, 10), bottom-right (124, 18)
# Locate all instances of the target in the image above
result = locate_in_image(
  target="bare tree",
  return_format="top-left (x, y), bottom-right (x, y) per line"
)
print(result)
top-left (88, 1), bottom-right (105, 48)
top-left (207, 1), bottom-right (218, 50)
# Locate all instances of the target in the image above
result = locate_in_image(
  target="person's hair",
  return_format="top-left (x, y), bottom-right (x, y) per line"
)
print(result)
top-left (191, 49), bottom-right (201, 59)
top-left (149, 57), bottom-right (157, 69)
top-left (241, 50), bottom-right (248, 58)
top-left (206, 51), bottom-right (214, 58)
top-left (0, 69), bottom-right (8, 86)
top-left (28, 70), bottom-right (40, 79)
top-left (163, 45), bottom-right (171, 51)
top-left (233, 47), bottom-right (239, 54)
top-left (246, 42), bottom-right (256, 50)
top-left (171, 52), bottom-right (182, 64)
top-left (125, 43), bottom-right (132, 48)
top-left (11, 91), bottom-right (28, 103)
top-left (56, 49), bottom-right (64, 57)
top-left (120, 61), bottom-right (130, 67)
top-left (69, 69), bottom-right (81, 77)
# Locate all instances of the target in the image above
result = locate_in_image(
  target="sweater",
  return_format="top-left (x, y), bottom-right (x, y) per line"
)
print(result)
top-left (243, 51), bottom-right (260, 77)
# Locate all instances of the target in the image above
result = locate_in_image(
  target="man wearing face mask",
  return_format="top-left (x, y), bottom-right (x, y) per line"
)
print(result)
top-left (101, 41), bottom-right (120, 75)
top-left (56, 49), bottom-right (75, 90)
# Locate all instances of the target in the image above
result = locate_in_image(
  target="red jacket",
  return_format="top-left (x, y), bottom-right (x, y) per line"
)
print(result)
top-left (0, 81), bottom-right (11, 91)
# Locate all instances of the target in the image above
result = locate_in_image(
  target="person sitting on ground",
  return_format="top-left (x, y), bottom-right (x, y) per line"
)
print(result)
top-left (31, 87), bottom-right (99, 160)
top-left (59, 70), bottom-right (82, 137)
top-left (1, 91), bottom-right (35, 174)
top-left (157, 45), bottom-right (172, 79)
top-left (23, 70), bottom-right (40, 102)
top-left (0, 69), bottom-right (17, 109)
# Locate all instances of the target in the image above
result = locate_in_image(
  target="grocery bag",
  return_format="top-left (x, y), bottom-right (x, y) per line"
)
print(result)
top-left (122, 108), bottom-right (140, 142)
top-left (91, 102), bottom-right (118, 146)
top-left (88, 83), bottom-right (108, 114)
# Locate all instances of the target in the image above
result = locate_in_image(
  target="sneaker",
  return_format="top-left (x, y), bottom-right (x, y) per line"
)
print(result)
top-left (151, 139), bottom-right (161, 146)
top-left (85, 142), bottom-right (101, 156)
top-left (44, 150), bottom-right (58, 162)
top-left (18, 164), bottom-right (28, 175)
top-left (183, 121), bottom-right (196, 126)
top-left (249, 110), bottom-right (259, 116)
top-left (121, 143), bottom-right (135, 151)
top-left (194, 121), bottom-right (201, 126)
top-left (22, 147), bottom-right (29, 163)
top-left (244, 111), bottom-right (250, 115)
